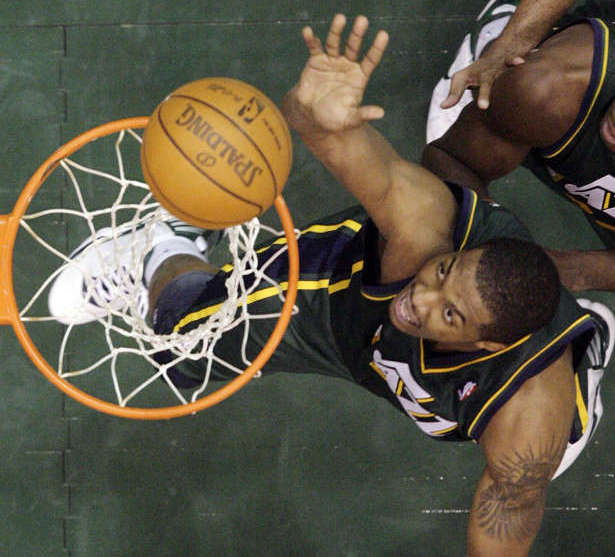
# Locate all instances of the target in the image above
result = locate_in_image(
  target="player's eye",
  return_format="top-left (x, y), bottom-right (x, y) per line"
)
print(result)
top-left (443, 306), bottom-right (454, 325)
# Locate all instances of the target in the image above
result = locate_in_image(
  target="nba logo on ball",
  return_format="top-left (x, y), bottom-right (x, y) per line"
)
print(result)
top-left (238, 97), bottom-right (265, 123)
top-left (141, 77), bottom-right (293, 229)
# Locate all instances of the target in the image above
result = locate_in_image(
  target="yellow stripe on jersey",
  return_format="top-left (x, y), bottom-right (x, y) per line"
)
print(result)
top-left (255, 219), bottom-right (364, 254)
top-left (371, 326), bottom-right (382, 345)
top-left (467, 314), bottom-right (593, 437)
top-left (361, 291), bottom-right (396, 302)
top-left (603, 192), bottom-right (612, 210)
top-left (596, 219), bottom-right (615, 232)
top-left (175, 263), bottom-right (365, 332)
top-left (565, 194), bottom-right (593, 215)
top-left (458, 190), bottom-right (478, 251)
top-left (174, 275), bottom-right (350, 331)
top-left (410, 410), bottom-right (436, 418)
top-left (301, 219), bottom-right (363, 234)
top-left (370, 360), bottom-right (386, 380)
top-left (173, 282), bottom-right (291, 330)
top-left (330, 261), bottom-right (364, 293)
top-left (182, 219), bottom-right (365, 330)
top-left (420, 334), bottom-right (531, 374)
top-left (220, 218), bottom-right (364, 273)
top-left (544, 19), bottom-right (610, 159)
top-left (256, 220), bottom-right (363, 253)
top-left (575, 372), bottom-right (589, 433)
top-left (432, 424), bottom-right (459, 436)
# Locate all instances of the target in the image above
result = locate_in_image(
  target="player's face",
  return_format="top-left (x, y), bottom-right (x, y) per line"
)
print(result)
top-left (388, 249), bottom-right (494, 345)
top-left (599, 100), bottom-right (615, 152)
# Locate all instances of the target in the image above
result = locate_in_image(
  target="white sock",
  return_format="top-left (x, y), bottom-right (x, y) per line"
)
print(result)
top-left (143, 237), bottom-right (206, 286)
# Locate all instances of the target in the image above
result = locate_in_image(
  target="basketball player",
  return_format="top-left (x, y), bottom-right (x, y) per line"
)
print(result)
top-left (50, 14), bottom-right (613, 557)
top-left (423, 0), bottom-right (615, 292)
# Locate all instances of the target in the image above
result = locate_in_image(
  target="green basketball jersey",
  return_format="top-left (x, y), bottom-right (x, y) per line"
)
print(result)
top-left (523, 18), bottom-right (615, 247)
top-left (332, 184), bottom-right (596, 442)
top-left (170, 183), bottom-right (597, 446)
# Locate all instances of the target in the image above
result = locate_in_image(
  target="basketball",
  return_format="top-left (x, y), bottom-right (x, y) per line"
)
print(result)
top-left (141, 77), bottom-right (293, 229)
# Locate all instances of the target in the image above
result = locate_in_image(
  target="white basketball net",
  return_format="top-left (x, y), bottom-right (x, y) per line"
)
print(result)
top-left (16, 127), bottom-right (298, 408)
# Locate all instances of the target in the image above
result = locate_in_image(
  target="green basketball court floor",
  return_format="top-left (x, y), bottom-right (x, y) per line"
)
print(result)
top-left (1, 2), bottom-right (613, 555)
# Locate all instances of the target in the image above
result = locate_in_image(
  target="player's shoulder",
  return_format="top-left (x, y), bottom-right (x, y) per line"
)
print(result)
top-left (486, 22), bottom-right (594, 145)
top-left (480, 345), bottom-right (576, 451)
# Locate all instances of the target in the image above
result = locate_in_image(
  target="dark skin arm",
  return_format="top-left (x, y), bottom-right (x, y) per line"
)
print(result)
top-left (443, 0), bottom-right (576, 110)
top-left (425, 22), bottom-right (594, 188)
top-left (424, 22), bottom-right (615, 291)
top-left (467, 346), bottom-right (576, 556)
top-left (283, 14), bottom-right (457, 283)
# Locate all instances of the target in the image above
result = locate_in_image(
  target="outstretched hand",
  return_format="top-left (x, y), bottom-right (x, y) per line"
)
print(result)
top-left (292, 14), bottom-right (389, 133)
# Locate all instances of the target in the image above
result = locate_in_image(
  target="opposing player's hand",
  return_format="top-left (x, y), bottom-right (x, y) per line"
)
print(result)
top-left (292, 14), bottom-right (389, 132)
top-left (441, 49), bottom-right (525, 111)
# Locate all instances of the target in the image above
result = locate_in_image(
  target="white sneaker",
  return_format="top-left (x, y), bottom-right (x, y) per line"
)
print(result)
top-left (577, 298), bottom-right (615, 370)
top-left (426, 0), bottom-right (518, 143)
top-left (552, 298), bottom-right (614, 479)
top-left (48, 216), bottom-right (221, 325)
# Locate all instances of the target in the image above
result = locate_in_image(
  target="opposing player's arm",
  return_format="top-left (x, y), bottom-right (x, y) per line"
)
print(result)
top-left (424, 58), bottom-right (559, 194)
top-left (424, 22), bottom-right (591, 198)
top-left (548, 248), bottom-right (615, 292)
top-left (467, 345), bottom-right (576, 557)
top-left (283, 14), bottom-right (457, 281)
top-left (443, 0), bottom-right (575, 110)
top-left (422, 101), bottom-right (531, 198)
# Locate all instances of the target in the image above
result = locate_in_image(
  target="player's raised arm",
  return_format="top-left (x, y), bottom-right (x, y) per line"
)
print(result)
top-left (283, 14), bottom-right (457, 281)
top-left (466, 346), bottom-right (576, 557)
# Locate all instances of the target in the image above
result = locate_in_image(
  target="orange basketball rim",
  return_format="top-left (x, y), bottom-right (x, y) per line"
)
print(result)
top-left (0, 117), bottom-right (299, 419)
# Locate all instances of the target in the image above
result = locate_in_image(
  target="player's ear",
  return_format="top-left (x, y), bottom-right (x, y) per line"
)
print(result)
top-left (475, 340), bottom-right (507, 352)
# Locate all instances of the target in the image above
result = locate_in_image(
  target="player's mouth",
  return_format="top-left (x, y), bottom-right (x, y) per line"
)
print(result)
top-left (600, 117), bottom-right (615, 152)
top-left (392, 282), bottom-right (421, 329)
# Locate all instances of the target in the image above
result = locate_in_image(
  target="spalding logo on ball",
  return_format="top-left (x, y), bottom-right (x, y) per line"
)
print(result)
top-left (141, 77), bottom-right (293, 229)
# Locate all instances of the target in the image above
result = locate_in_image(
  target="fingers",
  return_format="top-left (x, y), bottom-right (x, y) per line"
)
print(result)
top-left (360, 30), bottom-right (389, 78)
top-left (302, 25), bottom-right (324, 57)
top-left (324, 13), bottom-right (346, 57)
top-left (359, 105), bottom-right (385, 122)
top-left (440, 71), bottom-right (469, 109)
top-left (344, 15), bottom-right (368, 61)
top-left (309, 13), bottom-right (387, 72)
top-left (476, 81), bottom-right (492, 110)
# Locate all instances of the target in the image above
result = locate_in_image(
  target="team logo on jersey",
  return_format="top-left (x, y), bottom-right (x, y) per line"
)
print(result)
top-left (371, 349), bottom-right (458, 437)
top-left (457, 381), bottom-right (477, 401)
top-left (563, 174), bottom-right (615, 218)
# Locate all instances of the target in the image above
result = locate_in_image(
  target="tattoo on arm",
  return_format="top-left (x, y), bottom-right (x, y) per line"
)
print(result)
top-left (475, 437), bottom-right (567, 543)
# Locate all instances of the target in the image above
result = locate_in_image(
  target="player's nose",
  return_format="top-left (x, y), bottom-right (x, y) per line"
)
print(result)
top-left (413, 283), bottom-right (441, 312)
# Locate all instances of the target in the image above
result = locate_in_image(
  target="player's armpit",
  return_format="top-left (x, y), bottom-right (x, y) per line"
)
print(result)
top-left (466, 345), bottom-right (575, 557)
